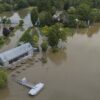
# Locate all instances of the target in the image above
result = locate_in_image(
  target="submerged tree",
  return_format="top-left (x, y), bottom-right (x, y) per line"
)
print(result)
top-left (41, 41), bottom-right (48, 52)
top-left (48, 23), bottom-right (67, 51)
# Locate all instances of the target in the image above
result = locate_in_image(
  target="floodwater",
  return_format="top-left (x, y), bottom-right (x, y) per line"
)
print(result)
top-left (0, 8), bottom-right (32, 52)
top-left (0, 10), bottom-right (100, 100)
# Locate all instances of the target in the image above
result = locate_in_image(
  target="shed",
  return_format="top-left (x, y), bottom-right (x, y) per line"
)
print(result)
top-left (0, 43), bottom-right (33, 67)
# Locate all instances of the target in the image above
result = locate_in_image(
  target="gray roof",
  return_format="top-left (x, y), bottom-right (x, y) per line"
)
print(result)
top-left (0, 43), bottom-right (33, 62)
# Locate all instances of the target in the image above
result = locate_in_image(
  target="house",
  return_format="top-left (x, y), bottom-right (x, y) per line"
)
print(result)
top-left (53, 11), bottom-right (63, 21)
top-left (0, 43), bottom-right (33, 67)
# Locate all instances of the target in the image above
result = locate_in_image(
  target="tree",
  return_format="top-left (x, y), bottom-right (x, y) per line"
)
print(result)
top-left (0, 37), bottom-right (5, 47)
top-left (0, 69), bottom-right (7, 88)
top-left (77, 3), bottom-right (91, 21)
top-left (39, 11), bottom-right (53, 26)
top-left (67, 7), bottom-right (76, 14)
top-left (66, 13), bottom-right (77, 27)
top-left (33, 35), bottom-right (39, 43)
top-left (41, 41), bottom-right (48, 52)
top-left (36, 0), bottom-right (52, 12)
top-left (41, 26), bottom-right (50, 36)
top-left (31, 7), bottom-right (38, 26)
top-left (16, 0), bottom-right (29, 9)
top-left (48, 25), bottom-right (59, 48)
top-left (3, 27), bottom-right (10, 37)
top-left (48, 23), bottom-right (67, 49)
top-left (90, 8), bottom-right (100, 22)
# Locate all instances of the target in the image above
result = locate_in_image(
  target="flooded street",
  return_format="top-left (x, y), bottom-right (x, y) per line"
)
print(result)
top-left (0, 23), bottom-right (100, 100)
top-left (0, 9), bottom-right (100, 100)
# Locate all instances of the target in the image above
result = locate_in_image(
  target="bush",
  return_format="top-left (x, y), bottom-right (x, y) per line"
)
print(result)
top-left (0, 37), bottom-right (4, 45)
top-left (33, 35), bottom-right (39, 43)
top-left (68, 7), bottom-right (76, 14)
top-left (41, 41), bottom-right (48, 52)
top-left (0, 37), bottom-right (5, 47)
top-left (3, 27), bottom-right (10, 37)
top-left (0, 69), bottom-right (7, 88)
top-left (19, 19), bottom-right (24, 27)
top-left (41, 26), bottom-right (50, 36)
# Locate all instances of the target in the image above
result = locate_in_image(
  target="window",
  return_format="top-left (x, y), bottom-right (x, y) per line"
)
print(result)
top-left (9, 52), bottom-right (28, 64)
top-left (0, 59), bottom-right (3, 66)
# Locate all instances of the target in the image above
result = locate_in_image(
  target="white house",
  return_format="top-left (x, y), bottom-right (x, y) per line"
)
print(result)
top-left (0, 43), bottom-right (33, 67)
top-left (10, 13), bottom-right (21, 24)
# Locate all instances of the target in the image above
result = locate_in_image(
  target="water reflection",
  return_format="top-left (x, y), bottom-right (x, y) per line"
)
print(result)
top-left (0, 86), bottom-right (10, 100)
top-left (76, 23), bottom-right (100, 37)
top-left (47, 49), bottom-right (67, 65)
top-left (87, 23), bottom-right (100, 37)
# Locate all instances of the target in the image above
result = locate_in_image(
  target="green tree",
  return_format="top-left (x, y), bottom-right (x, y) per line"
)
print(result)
top-left (41, 41), bottom-right (48, 52)
top-left (16, 0), bottom-right (29, 9)
top-left (77, 3), bottom-right (91, 21)
top-left (48, 27), bottom-right (59, 48)
top-left (68, 7), bottom-right (76, 14)
top-left (39, 11), bottom-right (52, 26)
top-left (31, 7), bottom-right (38, 26)
top-left (36, 0), bottom-right (52, 12)
top-left (90, 8), bottom-right (100, 22)
top-left (48, 23), bottom-right (67, 49)
top-left (41, 26), bottom-right (50, 36)
top-left (33, 35), bottom-right (39, 43)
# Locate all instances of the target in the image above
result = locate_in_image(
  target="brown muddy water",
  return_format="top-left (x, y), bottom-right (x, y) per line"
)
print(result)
top-left (0, 22), bottom-right (100, 100)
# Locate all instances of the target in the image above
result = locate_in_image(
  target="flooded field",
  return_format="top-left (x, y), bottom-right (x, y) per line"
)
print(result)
top-left (0, 8), bottom-right (100, 100)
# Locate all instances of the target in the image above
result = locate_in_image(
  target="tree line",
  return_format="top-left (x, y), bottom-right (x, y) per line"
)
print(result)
top-left (30, 0), bottom-right (100, 28)
top-left (0, 0), bottom-right (100, 27)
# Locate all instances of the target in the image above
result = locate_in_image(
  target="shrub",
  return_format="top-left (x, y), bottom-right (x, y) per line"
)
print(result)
top-left (0, 69), bottom-right (7, 88)
top-left (0, 37), bottom-right (5, 48)
top-left (41, 41), bottom-right (48, 52)
top-left (3, 27), bottom-right (10, 37)
top-left (19, 19), bottom-right (24, 27)
top-left (41, 26), bottom-right (50, 36)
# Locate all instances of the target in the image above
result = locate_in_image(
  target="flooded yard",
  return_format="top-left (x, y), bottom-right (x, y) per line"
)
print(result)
top-left (0, 23), bottom-right (100, 100)
top-left (0, 8), bottom-right (32, 52)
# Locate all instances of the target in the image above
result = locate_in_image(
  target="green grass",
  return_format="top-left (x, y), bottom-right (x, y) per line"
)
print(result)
top-left (19, 28), bottom-right (33, 45)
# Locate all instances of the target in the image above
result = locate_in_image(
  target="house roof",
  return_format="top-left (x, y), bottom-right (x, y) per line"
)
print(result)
top-left (0, 43), bottom-right (33, 62)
